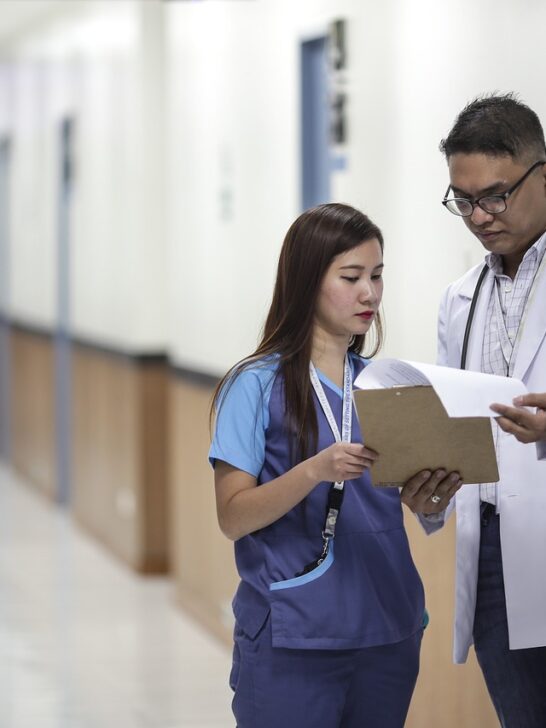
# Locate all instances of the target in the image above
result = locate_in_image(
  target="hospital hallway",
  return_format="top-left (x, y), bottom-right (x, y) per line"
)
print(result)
top-left (0, 464), bottom-right (233, 728)
top-left (0, 2), bottom-right (519, 725)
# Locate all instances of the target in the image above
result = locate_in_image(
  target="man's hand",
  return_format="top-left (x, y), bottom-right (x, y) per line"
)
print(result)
top-left (490, 393), bottom-right (546, 444)
top-left (400, 469), bottom-right (463, 514)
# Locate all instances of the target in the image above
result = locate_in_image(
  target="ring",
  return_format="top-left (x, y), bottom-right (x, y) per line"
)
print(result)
top-left (430, 494), bottom-right (441, 504)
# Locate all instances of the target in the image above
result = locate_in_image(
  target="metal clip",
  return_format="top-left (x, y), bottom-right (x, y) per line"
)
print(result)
top-left (316, 533), bottom-right (331, 565)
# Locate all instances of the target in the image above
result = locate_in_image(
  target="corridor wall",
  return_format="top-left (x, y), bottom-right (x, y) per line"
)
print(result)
top-left (164, 1), bottom-right (544, 726)
top-left (0, 0), bottom-right (169, 571)
top-left (1, 0), bottom-right (544, 723)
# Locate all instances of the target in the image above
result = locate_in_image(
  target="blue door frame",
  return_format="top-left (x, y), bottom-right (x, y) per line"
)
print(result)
top-left (55, 119), bottom-right (74, 505)
top-left (0, 139), bottom-right (11, 463)
top-left (300, 36), bottom-right (330, 211)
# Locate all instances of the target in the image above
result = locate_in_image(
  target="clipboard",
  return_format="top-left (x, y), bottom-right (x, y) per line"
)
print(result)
top-left (353, 385), bottom-right (499, 487)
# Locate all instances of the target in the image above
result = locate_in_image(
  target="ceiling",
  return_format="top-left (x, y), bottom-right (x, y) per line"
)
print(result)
top-left (0, 1), bottom-right (69, 45)
top-left (0, 0), bottom-right (220, 49)
top-left (0, 1), bottom-right (154, 47)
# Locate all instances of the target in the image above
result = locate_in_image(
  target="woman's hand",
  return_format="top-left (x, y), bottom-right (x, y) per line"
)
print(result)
top-left (400, 468), bottom-right (463, 514)
top-left (215, 444), bottom-right (379, 540)
top-left (307, 442), bottom-right (378, 483)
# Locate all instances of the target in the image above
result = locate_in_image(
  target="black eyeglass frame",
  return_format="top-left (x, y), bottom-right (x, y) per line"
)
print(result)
top-left (442, 159), bottom-right (546, 217)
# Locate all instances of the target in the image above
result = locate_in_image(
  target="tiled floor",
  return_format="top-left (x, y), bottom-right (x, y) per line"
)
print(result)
top-left (0, 464), bottom-right (234, 728)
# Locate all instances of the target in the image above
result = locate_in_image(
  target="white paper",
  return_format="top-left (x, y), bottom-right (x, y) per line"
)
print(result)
top-left (354, 359), bottom-right (528, 418)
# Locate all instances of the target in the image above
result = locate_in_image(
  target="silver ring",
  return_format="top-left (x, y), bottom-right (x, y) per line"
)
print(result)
top-left (430, 494), bottom-right (441, 504)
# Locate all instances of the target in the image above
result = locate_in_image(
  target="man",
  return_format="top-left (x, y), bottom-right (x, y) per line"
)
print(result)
top-left (401, 93), bottom-right (546, 727)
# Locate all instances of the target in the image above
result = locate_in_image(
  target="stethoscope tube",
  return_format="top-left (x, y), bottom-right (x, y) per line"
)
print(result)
top-left (460, 263), bottom-right (489, 370)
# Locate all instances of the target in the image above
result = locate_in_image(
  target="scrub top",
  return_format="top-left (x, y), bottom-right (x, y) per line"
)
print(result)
top-left (209, 352), bottom-right (424, 650)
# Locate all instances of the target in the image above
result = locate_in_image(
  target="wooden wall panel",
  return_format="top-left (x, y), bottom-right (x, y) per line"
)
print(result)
top-left (404, 511), bottom-right (497, 726)
top-left (10, 328), bottom-right (56, 499)
top-left (140, 365), bottom-right (169, 570)
top-left (169, 377), bottom-right (239, 644)
top-left (71, 347), bottom-right (168, 573)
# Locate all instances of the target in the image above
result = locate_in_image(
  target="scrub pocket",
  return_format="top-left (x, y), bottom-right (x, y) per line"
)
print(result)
top-left (230, 607), bottom-right (272, 728)
top-left (230, 603), bottom-right (270, 702)
top-left (268, 529), bottom-right (425, 650)
top-left (270, 539), bottom-right (335, 592)
top-left (233, 586), bottom-right (270, 641)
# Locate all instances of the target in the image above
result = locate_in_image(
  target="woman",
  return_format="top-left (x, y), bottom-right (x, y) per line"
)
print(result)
top-left (209, 203), bottom-right (461, 727)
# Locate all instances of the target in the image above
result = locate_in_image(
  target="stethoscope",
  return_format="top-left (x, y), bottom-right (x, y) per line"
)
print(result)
top-left (460, 263), bottom-right (489, 370)
top-left (461, 251), bottom-right (546, 372)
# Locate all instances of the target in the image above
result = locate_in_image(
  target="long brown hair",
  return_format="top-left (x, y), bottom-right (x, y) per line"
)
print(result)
top-left (211, 203), bottom-right (384, 460)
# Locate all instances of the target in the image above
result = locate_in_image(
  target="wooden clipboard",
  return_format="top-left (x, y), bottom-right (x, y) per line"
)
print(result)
top-left (353, 385), bottom-right (499, 487)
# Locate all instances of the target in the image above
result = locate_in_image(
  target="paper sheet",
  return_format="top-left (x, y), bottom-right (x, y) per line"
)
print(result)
top-left (354, 359), bottom-right (528, 418)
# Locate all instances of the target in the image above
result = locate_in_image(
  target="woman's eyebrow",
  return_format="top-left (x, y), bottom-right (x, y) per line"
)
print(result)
top-left (339, 262), bottom-right (384, 271)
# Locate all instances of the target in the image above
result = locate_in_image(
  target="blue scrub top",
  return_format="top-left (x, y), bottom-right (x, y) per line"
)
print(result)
top-left (209, 352), bottom-right (424, 650)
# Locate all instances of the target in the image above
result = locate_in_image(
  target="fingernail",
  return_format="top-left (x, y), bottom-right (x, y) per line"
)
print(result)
top-left (450, 473), bottom-right (460, 482)
top-left (422, 471), bottom-right (431, 479)
top-left (513, 396), bottom-right (523, 406)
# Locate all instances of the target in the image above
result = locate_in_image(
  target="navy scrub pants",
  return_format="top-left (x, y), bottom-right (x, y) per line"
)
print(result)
top-left (473, 503), bottom-right (546, 728)
top-left (230, 616), bottom-right (422, 728)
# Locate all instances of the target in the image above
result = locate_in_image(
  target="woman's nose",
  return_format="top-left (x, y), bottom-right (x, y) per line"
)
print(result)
top-left (359, 282), bottom-right (375, 302)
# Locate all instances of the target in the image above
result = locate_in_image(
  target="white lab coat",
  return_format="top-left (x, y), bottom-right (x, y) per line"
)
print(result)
top-left (434, 259), bottom-right (546, 663)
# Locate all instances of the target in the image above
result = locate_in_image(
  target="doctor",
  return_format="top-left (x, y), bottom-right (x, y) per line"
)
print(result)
top-left (401, 93), bottom-right (546, 728)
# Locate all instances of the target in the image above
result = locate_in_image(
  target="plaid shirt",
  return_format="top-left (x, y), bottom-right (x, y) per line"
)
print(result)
top-left (480, 231), bottom-right (546, 506)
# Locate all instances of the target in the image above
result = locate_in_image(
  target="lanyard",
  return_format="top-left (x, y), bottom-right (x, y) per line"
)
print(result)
top-left (309, 356), bottom-right (352, 539)
top-left (309, 357), bottom-right (353, 475)
top-left (296, 357), bottom-right (353, 577)
top-left (492, 280), bottom-right (516, 375)
top-left (491, 250), bottom-right (546, 376)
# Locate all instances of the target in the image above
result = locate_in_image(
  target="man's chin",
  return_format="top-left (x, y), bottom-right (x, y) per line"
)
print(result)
top-left (473, 233), bottom-right (511, 255)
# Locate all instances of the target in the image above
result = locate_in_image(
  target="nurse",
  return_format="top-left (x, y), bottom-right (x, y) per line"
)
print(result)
top-left (209, 202), bottom-right (461, 728)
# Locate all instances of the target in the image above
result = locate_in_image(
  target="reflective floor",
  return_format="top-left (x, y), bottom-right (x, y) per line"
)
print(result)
top-left (0, 464), bottom-right (233, 728)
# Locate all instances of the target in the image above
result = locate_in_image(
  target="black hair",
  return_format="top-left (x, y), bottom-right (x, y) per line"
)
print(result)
top-left (211, 203), bottom-right (384, 461)
top-left (440, 92), bottom-right (546, 162)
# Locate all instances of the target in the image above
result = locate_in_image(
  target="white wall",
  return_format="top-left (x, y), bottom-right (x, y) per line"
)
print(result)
top-left (382, 0), bottom-right (546, 361)
top-left (0, 1), bottom-right (166, 352)
top-left (166, 0), bottom-right (370, 374)
top-left (2, 0), bottom-right (546, 364)
top-left (165, 0), bottom-right (546, 375)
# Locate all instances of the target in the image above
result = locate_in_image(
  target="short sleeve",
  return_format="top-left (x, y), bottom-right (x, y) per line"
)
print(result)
top-left (209, 365), bottom-right (276, 478)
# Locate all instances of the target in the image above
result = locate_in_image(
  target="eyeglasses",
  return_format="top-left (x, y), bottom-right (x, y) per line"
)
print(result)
top-left (442, 160), bottom-right (546, 217)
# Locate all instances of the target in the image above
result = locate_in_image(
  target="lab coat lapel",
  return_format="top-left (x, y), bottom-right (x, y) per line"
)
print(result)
top-left (511, 267), bottom-right (546, 381)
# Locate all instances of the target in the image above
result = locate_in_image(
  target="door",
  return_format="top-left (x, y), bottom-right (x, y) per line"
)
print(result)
top-left (300, 36), bottom-right (330, 211)
top-left (55, 119), bottom-right (74, 504)
top-left (0, 138), bottom-right (11, 462)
